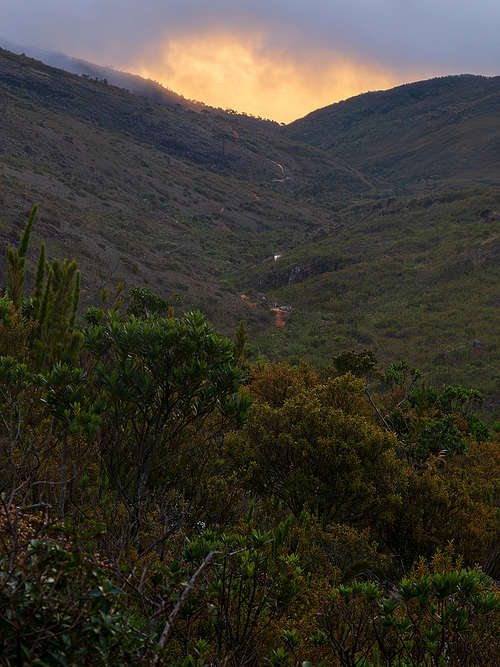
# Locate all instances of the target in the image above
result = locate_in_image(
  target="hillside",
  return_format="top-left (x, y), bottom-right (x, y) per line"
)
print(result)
top-left (238, 187), bottom-right (500, 403)
top-left (287, 75), bottom-right (500, 197)
top-left (0, 47), bottom-right (499, 404)
top-left (0, 36), bottom-right (203, 109)
top-left (0, 47), bottom-right (347, 329)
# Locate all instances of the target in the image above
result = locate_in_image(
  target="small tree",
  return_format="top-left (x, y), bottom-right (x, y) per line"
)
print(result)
top-left (5, 205), bottom-right (38, 308)
top-left (33, 258), bottom-right (83, 367)
top-left (229, 368), bottom-right (406, 528)
top-left (314, 567), bottom-right (499, 665)
top-left (232, 320), bottom-right (252, 369)
top-left (4, 207), bottom-right (83, 368)
top-left (126, 286), bottom-right (172, 318)
top-left (85, 310), bottom-right (250, 546)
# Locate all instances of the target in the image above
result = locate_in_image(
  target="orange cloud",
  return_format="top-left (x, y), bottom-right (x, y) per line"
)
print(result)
top-left (130, 32), bottom-right (404, 123)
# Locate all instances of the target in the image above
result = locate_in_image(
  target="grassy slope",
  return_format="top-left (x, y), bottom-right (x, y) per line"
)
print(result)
top-left (0, 49), bottom-right (499, 405)
top-left (239, 188), bottom-right (500, 405)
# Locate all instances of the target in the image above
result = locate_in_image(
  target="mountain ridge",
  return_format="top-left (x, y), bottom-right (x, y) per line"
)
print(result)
top-left (0, 37), bottom-right (208, 111)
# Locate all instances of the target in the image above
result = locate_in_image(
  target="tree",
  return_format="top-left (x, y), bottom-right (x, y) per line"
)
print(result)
top-left (229, 367), bottom-right (406, 529)
top-left (333, 348), bottom-right (378, 379)
top-left (32, 258), bottom-right (83, 367)
top-left (4, 206), bottom-right (83, 368)
top-left (314, 562), bottom-right (499, 665)
top-left (32, 241), bottom-right (46, 312)
top-left (5, 205), bottom-right (37, 308)
top-left (126, 286), bottom-right (173, 318)
top-left (384, 362), bottom-right (488, 462)
top-left (232, 320), bottom-right (252, 369)
top-left (85, 309), bottom-right (250, 546)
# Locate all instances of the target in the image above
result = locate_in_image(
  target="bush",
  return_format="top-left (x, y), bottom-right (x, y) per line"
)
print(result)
top-left (0, 535), bottom-right (146, 665)
top-left (230, 367), bottom-right (406, 529)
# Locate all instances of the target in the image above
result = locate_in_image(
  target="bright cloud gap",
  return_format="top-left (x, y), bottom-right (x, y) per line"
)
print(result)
top-left (125, 33), bottom-right (411, 123)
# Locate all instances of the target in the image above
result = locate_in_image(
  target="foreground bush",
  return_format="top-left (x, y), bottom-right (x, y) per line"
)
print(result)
top-left (0, 209), bottom-right (498, 664)
top-left (310, 567), bottom-right (499, 666)
top-left (230, 367), bottom-right (406, 531)
top-left (0, 535), bottom-right (147, 665)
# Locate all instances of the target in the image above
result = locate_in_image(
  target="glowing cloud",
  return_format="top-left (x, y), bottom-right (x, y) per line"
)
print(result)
top-left (132, 32), bottom-right (402, 123)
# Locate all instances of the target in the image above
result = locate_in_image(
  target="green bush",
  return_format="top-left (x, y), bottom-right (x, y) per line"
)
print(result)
top-left (0, 537), bottom-right (146, 665)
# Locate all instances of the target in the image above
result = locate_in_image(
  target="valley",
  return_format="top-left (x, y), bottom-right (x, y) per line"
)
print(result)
top-left (1, 46), bottom-right (499, 404)
top-left (0, 29), bottom-right (500, 665)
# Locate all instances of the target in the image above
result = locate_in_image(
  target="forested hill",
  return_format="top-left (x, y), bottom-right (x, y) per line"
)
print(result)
top-left (286, 74), bottom-right (500, 195)
top-left (0, 46), bottom-right (342, 327)
top-left (1, 47), bottom-right (499, 403)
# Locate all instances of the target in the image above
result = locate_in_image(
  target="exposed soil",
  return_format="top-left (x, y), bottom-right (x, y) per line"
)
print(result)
top-left (271, 307), bottom-right (289, 327)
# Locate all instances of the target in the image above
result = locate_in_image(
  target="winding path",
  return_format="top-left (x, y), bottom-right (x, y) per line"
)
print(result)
top-left (269, 159), bottom-right (289, 183)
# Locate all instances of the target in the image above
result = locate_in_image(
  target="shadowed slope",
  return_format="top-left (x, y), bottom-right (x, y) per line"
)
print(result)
top-left (287, 75), bottom-right (500, 196)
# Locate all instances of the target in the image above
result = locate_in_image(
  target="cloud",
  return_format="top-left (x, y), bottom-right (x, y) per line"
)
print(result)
top-left (2, 1), bottom-right (500, 120)
top-left (134, 31), bottom-right (400, 122)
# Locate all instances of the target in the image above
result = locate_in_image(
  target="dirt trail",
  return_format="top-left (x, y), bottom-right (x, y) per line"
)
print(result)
top-left (241, 294), bottom-right (289, 327)
top-left (269, 159), bottom-right (289, 183)
top-left (271, 307), bottom-right (289, 327)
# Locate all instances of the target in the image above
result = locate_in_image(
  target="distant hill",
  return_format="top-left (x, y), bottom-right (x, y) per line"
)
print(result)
top-left (0, 46), bottom-right (499, 406)
top-left (0, 37), bottom-right (205, 110)
top-left (287, 75), bottom-right (500, 196)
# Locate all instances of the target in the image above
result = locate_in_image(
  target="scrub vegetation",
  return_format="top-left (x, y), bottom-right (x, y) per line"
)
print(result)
top-left (0, 47), bottom-right (499, 664)
top-left (0, 210), bottom-right (498, 665)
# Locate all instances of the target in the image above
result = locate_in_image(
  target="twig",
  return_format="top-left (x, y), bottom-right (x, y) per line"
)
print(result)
top-left (365, 385), bottom-right (393, 432)
top-left (152, 550), bottom-right (219, 665)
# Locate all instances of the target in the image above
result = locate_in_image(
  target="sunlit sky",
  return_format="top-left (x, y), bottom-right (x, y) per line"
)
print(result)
top-left (134, 33), bottom-right (401, 122)
top-left (2, 1), bottom-right (500, 122)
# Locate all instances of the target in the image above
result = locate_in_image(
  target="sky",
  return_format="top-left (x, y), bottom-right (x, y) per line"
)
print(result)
top-left (2, 1), bottom-right (500, 123)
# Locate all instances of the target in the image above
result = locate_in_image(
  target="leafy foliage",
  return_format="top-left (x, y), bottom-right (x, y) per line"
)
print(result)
top-left (313, 567), bottom-right (499, 666)
top-left (230, 369), bottom-right (405, 527)
top-left (0, 536), bottom-right (146, 665)
top-left (5, 205), bottom-right (37, 308)
top-left (0, 211), bottom-right (498, 664)
top-left (85, 308), bottom-right (250, 545)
